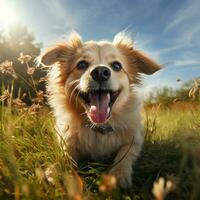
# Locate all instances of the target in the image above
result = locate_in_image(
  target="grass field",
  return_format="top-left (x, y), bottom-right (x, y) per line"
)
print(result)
top-left (0, 103), bottom-right (200, 200)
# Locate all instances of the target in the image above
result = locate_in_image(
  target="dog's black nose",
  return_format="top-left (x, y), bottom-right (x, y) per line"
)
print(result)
top-left (91, 66), bottom-right (111, 82)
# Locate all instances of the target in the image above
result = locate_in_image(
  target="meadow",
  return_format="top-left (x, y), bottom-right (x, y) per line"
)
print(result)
top-left (0, 95), bottom-right (200, 200)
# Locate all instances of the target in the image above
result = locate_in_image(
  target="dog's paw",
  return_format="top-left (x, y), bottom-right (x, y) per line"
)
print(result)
top-left (109, 166), bottom-right (132, 189)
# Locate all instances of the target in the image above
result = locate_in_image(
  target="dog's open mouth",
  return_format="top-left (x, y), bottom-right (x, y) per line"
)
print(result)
top-left (80, 90), bottom-right (120, 124)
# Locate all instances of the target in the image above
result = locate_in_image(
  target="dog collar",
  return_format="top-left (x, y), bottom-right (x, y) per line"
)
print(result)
top-left (84, 121), bottom-right (113, 134)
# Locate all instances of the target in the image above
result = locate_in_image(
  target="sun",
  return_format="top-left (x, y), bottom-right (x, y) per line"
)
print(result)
top-left (0, 1), bottom-right (18, 29)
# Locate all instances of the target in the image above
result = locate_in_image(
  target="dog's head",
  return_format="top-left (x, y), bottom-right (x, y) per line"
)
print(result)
top-left (40, 32), bottom-right (160, 125)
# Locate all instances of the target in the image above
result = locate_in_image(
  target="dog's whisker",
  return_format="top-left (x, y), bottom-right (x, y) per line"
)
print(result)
top-left (65, 79), bottom-right (80, 95)
top-left (69, 87), bottom-right (79, 105)
top-left (70, 79), bottom-right (80, 85)
top-left (80, 111), bottom-right (87, 116)
top-left (69, 83), bottom-right (80, 105)
top-left (90, 123), bottom-right (95, 129)
top-left (75, 89), bottom-right (81, 108)
top-left (65, 83), bottom-right (79, 96)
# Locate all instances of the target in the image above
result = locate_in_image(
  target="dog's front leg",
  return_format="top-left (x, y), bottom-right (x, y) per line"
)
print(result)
top-left (109, 132), bottom-right (144, 189)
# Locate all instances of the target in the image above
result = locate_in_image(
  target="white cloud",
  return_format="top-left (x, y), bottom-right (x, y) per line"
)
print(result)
top-left (42, 0), bottom-right (80, 29)
top-left (166, 0), bottom-right (200, 31)
top-left (172, 59), bottom-right (200, 67)
top-left (164, 0), bottom-right (200, 47)
top-left (155, 43), bottom-right (185, 55)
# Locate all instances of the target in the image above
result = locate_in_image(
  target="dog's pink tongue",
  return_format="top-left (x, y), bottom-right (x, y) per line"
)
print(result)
top-left (88, 93), bottom-right (110, 123)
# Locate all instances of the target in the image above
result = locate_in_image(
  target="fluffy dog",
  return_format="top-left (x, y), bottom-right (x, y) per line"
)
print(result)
top-left (40, 32), bottom-right (160, 188)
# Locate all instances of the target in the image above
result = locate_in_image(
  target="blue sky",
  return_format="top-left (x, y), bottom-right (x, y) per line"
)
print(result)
top-left (1, 0), bottom-right (200, 96)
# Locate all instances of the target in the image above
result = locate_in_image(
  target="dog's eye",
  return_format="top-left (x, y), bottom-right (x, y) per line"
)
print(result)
top-left (111, 61), bottom-right (122, 71)
top-left (76, 60), bottom-right (89, 70)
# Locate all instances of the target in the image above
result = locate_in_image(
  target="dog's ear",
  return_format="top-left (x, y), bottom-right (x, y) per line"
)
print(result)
top-left (113, 32), bottom-right (160, 75)
top-left (40, 44), bottom-right (67, 66)
top-left (130, 50), bottom-right (160, 75)
top-left (40, 31), bottom-right (82, 66)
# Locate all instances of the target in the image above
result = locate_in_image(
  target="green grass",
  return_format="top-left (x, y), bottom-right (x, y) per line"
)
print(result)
top-left (0, 105), bottom-right (200, 200)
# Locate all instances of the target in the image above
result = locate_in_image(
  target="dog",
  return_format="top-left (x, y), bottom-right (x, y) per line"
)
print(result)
top-left (40, 31), bottom-right (160, 188)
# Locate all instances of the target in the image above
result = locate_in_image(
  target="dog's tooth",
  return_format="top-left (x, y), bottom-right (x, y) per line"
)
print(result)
top-left (106, 92), bottom-right (110, 100)
top-left (107, 107), bottom-right (110, 114)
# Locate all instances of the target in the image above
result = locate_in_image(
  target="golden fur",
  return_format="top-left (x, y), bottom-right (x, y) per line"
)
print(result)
top-left (40, 31), bottom-right (160, 188)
